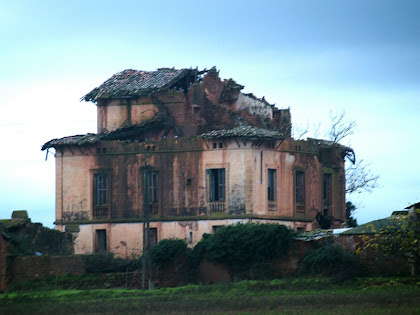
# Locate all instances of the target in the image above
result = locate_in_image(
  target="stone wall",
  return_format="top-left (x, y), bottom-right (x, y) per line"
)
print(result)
top-left (7, 255), bottom-right (85, 285)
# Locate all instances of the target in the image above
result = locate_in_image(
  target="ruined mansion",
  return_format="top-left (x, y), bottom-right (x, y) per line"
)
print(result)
top-left (42, 67), bottom-right (353, 256)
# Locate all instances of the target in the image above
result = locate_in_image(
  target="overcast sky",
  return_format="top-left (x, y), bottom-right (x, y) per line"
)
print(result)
top-left (0, 0), bottom-right (419, 227)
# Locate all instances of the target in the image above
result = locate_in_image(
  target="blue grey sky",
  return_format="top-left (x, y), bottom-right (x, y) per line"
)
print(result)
top-left (0, 1), bottom-right (419, 226)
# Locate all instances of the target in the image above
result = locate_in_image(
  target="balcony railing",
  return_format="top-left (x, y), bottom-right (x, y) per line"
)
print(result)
top-left (209, 201), bottom-right (226, 213)
top-left (150, 203), bottom-right (159, 216)
top-left (93, 205), bottom-right (109, 219)
top-left (296, 204), bottom-right (305, 216)
top-left (268, 201), bottom-right (277, 212)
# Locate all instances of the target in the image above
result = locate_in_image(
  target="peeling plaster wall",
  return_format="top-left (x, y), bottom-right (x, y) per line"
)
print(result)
top-left (56, 138), bottom-right (345, 225)
top-left (234, 93), bottom-right (273, 120)
top-left (72, 218), bottom-right (303, 257)
top-left (55, 137), bottom-right (345, 255)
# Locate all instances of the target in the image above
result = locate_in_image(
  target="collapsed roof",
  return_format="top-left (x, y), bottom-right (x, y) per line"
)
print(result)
top-left (82, 68), bottom-right (200, 102)
top-left (200, 124), bottom-right (284, 141)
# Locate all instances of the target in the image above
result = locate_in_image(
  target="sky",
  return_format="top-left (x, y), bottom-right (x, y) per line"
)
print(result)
top-left (0, 0), bottom-right (419, 227)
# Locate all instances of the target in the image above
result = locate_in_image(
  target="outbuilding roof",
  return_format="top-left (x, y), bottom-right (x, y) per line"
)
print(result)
top-left (82, 68), bottom-right (198, 102)
top-left (340, 218), bottom-right (402, 235)
top-left (199, 124), bottom-right (285, 140)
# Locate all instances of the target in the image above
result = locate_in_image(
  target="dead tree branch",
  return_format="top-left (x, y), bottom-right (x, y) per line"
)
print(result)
top-left (346, 159), bottom-right (379, 194)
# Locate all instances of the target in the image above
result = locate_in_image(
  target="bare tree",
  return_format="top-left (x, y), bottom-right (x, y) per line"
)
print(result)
top-left (345, 159), bottom-right (379, 194)
top-left (327, 110), bottom-right (379, 196)
top-left (328, 110), bottom-right (357, 144)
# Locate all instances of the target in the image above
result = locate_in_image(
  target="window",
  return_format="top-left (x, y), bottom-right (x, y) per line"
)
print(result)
top-left (145, 171), bottom-right (159, 203)
top-left (295, 171), bottom-right (305, 206)
top-left (207, 168), bottom-right (225, 201)
top-left (323, 173), bottom-right (332, 216)
top-left (268, 169), bottom-right (276, 201)
top-left (187, 231), bottom-right (193, 244)
top-left (93, 173), bottom-right (110, 218)
top-left (148, 228), bottom-right (158, 248)
top-left (95, 229), bottom-right (107, 252)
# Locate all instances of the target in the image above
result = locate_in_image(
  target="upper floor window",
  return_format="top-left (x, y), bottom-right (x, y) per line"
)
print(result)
top-left (94, 173), bottom-right (109, 206)
top-left (295, 171), bottom-right (305, 206)
top-left (323, 173), bottom-right (332, 216)
top-left (93, 173), bottom-right (110, 218)
top-left (207, 168), bottom-right (225, 201)
top-left (268, 169), bottom-right (277, 201)
top-left (145, 171), bottom-right (159, 204)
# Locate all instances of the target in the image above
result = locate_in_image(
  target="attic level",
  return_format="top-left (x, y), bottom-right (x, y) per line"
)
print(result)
top-left (82, 67), bottom-right (292, 137)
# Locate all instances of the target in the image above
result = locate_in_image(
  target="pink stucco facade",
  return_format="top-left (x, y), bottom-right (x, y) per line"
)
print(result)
top-left (45, 67), bottom-right (350, 256)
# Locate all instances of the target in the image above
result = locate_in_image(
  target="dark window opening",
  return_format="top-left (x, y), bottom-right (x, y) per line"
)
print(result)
top-left (187, 231), bottom-right (193, 244)
top-left (268, 169), bottom-right (276, 201)
top-left (323, 173), bottom-right (332, 216)
top-left (218, 142), bottom-right (223, 149)
top-left (295, 171), bottom-right (305, 205)
top-left (208, 168), bottom-right (226, 201)
top-left (212, 225), bottom-right (221, 233)
top-left (94, 173), bottom-right (109, 206)
top-left (148, 228), bottom-right (158, 248)
top-left (95, 229), bottom-right (107, 252)
top-left (145, 171), bottom-right (159, 204)
top-left (212, 143), bottom-right (217, 149)
top-left (102, 148), bottom-right (107, 154)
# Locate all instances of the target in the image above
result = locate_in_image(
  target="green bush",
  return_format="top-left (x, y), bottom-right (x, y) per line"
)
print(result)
top-left (82, 252), bottom-right (132, 273)
top-left (192, 223), bottom-right (295, 279)
top-left (151, 239), bottom-right (189, 267)
top-left (302, 244), bottom-right (363, 281)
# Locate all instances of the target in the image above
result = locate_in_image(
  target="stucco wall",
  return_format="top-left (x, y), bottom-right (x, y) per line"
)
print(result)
top-left (56, 136), bottom-right (344, 226)
top-left (70, 218), bottom-right (305, 257)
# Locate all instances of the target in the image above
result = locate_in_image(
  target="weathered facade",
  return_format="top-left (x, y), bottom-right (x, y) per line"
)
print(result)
top-left (43, 67), bottom-right (352, 256)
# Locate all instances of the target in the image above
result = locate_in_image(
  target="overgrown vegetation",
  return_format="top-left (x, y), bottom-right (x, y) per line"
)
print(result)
top-left (356, 211), bottom-right (420, 276)
top-left (303, 243), bottom-right (363, 281)
top-left (82, 252), bottom-right (139, 273)
top-left (191, 223), bottom-right (295, 280)
top-left (151, 239), bottom-right (188, 267)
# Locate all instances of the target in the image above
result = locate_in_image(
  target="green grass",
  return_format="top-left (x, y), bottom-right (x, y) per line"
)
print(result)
top-left (1, 277), bottom-right (419, 314)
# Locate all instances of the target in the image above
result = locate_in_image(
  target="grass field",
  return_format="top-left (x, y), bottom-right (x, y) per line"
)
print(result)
top-left (1, 277), bottom-right (419, 314)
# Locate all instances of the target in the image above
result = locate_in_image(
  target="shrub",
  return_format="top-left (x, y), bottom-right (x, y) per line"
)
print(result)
top-left (192, 223), bottom-right (295, 279)
top-left (82, 252), bottom-right (131, 273)
top-left (151, 239), bottom-right (189, 267)
top-left (302, 244), bottom-right (362, 281)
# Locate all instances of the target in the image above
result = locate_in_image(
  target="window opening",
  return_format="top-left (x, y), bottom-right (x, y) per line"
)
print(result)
top-left (208, 168), bottom-right (225, 201)
top-left (95, 229), bottom-right (107, 252)
top-left (295, 171), bottom-right (305, 206)
top-left (323, 173), bottom-right (332, 216)
top-left (148, 228), bottom-right (158, 248)
top-left (268, 169), bottom-right (276, 201)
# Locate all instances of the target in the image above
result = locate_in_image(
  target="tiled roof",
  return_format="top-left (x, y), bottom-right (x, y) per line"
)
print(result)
top-left (199, 124), bottom-right (284, 140)
top-left (340, 218), bottom-right (402, 235)
top-left (82, 68), bottom-right (197, 102)
top-left (42, 116), bottom-right (165, 150)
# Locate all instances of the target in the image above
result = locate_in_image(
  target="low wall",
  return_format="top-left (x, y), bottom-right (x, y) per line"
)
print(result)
top-left (7, 255), bottom-right (85, 285)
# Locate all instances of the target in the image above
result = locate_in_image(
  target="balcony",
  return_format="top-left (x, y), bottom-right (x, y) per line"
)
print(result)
top-left (150, 203), bottom-right (159, 216)
top-left (209, 201), bottom-right (226, 213)
top-left (93, 205), bottom-right (109, 219)
top-left (268, 201), bottom-right (277, 212)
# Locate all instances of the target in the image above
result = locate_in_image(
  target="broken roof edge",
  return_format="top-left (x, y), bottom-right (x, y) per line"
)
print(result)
top-left (79, 66), bottom-right (277, 108)
top-left (80, 67), bottom-right (200, 103)
top-left (199, 124), bottom-right (285, 141)
top-left (309, 138), bottom-right (356, 164)
top-left (41, 115), bottom-right (166, 151)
